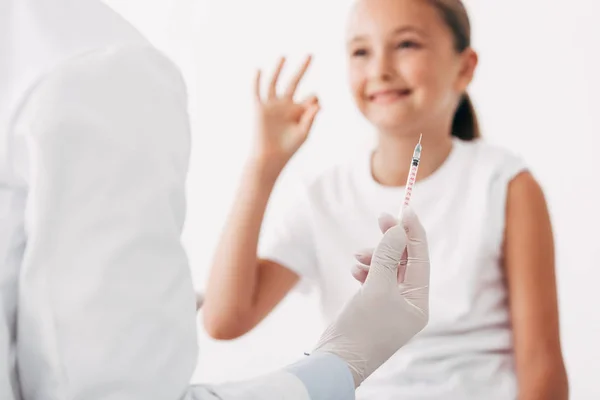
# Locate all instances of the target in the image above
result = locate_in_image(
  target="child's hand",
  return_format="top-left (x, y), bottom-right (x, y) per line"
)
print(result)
top-left (252, 56), bottom-right (320, 170)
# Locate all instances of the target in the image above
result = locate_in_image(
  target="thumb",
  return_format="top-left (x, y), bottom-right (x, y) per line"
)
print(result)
top-left (396, 207), bottom-right (430, 317)
top-left (400, 206), bottom-right (430, 288)
top-left (401, 206), bottom-right (429, 262)
top-left (364, 224), bottom-right (408, 289)
top-left (298, 102), bottom-right (320, 134)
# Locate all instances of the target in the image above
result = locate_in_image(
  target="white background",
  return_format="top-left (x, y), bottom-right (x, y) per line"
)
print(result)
top-left (105, 1), bottom-right (600, 398)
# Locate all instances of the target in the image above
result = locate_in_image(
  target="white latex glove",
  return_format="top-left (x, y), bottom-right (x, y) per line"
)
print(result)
top-left (196, 292), bottom-right (205, 310)
top-left (312, 207), bottom-right (430, 388)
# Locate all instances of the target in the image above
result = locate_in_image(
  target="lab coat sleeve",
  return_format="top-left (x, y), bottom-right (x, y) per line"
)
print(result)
top-left (13, 44), bottom-right (199, 400)
top-left (189, 353), bottom-right (354, 400)
top-left (283, 353), bottom-right (355, 400)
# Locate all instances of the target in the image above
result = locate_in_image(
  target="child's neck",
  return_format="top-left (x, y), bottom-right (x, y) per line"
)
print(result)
top-left (371, 127), bottom-right (454, 187)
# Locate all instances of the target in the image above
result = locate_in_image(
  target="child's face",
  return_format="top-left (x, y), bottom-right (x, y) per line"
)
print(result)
top-left (346, 0), bottom-right (475, 133)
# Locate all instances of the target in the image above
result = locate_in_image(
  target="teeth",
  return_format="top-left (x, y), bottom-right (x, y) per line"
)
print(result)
top-left (373, 92), bottom-right (399, 100)
top-left (369, 90), bottom-right (410, 101)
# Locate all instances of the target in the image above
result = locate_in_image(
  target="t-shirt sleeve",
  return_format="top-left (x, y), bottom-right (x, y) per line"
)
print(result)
top-left (487, 148), bottom-right (529, 251)
top-left (258, 187), bottom-right (319, 294)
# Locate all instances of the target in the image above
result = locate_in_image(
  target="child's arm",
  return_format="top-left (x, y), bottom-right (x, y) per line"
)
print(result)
top-left (202, 159), bottom-right (301, 340)
top-left (203, 56), bottom-right (320, 340)
top-left (504, 172), bottom-right (569, 400)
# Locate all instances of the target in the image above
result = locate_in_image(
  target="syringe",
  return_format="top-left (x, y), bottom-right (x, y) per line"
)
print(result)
top-left (400, 134), bottom-right (422, 215)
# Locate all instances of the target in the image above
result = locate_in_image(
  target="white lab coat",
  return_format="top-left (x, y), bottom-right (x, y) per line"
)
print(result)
top-left (0, 0), bottom-right (324, 399)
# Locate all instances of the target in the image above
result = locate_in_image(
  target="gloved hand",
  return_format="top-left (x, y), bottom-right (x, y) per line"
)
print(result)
top-left (312, 207), bottom-right (430, 388)
top-left (196, 292), bottom-right (205, 310)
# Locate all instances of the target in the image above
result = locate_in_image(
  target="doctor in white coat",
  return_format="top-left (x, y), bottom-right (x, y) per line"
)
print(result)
top-left (0, 0), bottom-right (431, 399)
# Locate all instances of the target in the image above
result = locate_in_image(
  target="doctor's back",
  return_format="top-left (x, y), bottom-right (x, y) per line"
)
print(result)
top-left (0, 1), bottom-right (199, 399)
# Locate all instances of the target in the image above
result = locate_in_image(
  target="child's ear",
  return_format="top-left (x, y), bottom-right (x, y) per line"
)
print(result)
top-left (455, 48), bottom-right (478, 92)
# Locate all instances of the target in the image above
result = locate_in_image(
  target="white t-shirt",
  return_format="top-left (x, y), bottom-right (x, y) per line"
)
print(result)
top-left (259, 137), bottom-right (527, 400)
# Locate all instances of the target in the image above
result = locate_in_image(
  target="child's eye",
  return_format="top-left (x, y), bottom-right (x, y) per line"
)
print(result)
top-left (352, 48), bottom-right (368, 57)
top-left (396, 40), bottom-right (420, 49)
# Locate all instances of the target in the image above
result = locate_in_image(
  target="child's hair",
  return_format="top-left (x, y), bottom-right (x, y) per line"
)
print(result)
top-left (427, 0), bottom-right (480, 141)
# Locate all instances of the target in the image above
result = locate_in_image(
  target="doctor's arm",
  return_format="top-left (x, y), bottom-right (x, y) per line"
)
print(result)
top-left (504, 172), bottom-right (569, 400)
top-left (14, 44), bottom-right (199, 400)
top-left (11, 43), bottom-right (357, 400)
top-left (199, 207), bottom-right (430, 399)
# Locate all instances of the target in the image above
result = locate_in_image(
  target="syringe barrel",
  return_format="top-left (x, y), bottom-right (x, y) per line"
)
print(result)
top-left (402, 158), bottom-right (420, 208)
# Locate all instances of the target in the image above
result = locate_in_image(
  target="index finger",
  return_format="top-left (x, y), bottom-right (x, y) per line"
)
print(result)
top-left (283, 55), bottom-right (312, 99)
